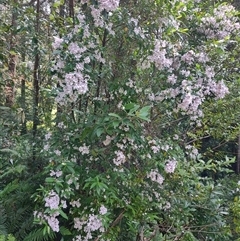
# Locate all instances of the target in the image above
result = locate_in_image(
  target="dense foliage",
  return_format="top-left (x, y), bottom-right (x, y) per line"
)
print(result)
top-left (0, 0), bottom-right (240, 240)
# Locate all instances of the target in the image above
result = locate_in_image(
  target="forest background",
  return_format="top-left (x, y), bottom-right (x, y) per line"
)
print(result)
top-left (1, 0), bottom-right (240, 240)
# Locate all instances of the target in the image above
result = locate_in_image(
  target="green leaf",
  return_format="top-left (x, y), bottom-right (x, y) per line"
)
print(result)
top-left (109, 113), bottom-right (122, 119)
top-left (125, 103), bottom-right (140, 115)
top-left (139, 106), bottom-right (151, 115)
top-left (112, 120), bottom-right (120, 128)
top-left (136, 105), bottom-right (151, 121)
top-left (9, 50), bottom-right (17, 56)
top-left (45, 177), bottom-right (56, 183)
top-left (90, 182), bottom-right (97, 189)
top-left (60, 226), bottom-right (72, 235)
top-left (59, 210), bottom-right (68, 220)
top-left (137, 115), bottom-right (150, 121)
top-left (0, 106), bottom-right (10, 110)
top-left (0, 148), bottom-right (19, 156)
top-left (124, 103), bottom-right (135, 110)
top-left (52, 1), bottom-right (63, 8)
top-left (66, 164), bottom-right (75, 174)
top-left (96, 127), bottom-right (104, 137)
top-left (15, 164), bottom-right (26, 173)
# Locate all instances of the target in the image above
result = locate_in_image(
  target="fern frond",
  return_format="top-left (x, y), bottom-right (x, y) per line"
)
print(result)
top-left (14, 214), bottom-right (33, 241)
top-left (23, 227), bottom-right (56, 241)
top-left (0, 180), bottom-right (19, 199)
top-left (0, 203), bottom-right (7, 236)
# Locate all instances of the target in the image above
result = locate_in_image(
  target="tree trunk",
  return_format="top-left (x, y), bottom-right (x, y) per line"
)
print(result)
top-left (236, 134), bottom-right (240, 174)
top-left (55, 0), bottom-right (66, 124)
top-left (69, 0), bottom-right (74, 19)
top-left (21, 77), bottom-right (27, 134)
top-left (32, 0), bottom-right (40, 162)
top-left (5, 0), bottom-right (17, 107)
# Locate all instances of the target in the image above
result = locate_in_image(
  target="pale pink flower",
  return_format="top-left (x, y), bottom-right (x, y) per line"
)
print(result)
top-left (151, 145), bottom-right (160, 153)
top-left (103, 135), bottom-right (112, 146)
top-left (74, 217), bottom-right (85, 231)
top-left (61, 200), bottom-right (67, 209)
top-left (214, 80), bottom-right (229, 99)
top-left (113, 150), bottom-right (126, 166)
top-left (147, 169), bottom-right (164, 185)
top-left (99, 205), bottom-right (107, 215)
top-left (79, 143), bottom-right (90, 155)
top-left (99, 0), bottom-right (120, 11)
top-left (55, 170), bottom-right (62, 177)
top-left (165, 160), bottom-right (177, 173)
top-left (43, 144), bottom-right (50, 151)
top-left (54, 150), bottom-right (61, 156)
top-left (46, 214), bottom-right (59, 232)
top-left (52, 36), bottom-right (63, 49)
top-left (44, 190), bottom-right (60, 210)
top-left (45, 132), bottom-right (52, 140)
top-left (70, 199), bottom-right (81, 208)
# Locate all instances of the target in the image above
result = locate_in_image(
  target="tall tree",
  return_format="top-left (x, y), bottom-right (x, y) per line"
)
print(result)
top-left (5, 0), bottom-right (17, 107)
top-left (32, 0), bottom-right (40, 138)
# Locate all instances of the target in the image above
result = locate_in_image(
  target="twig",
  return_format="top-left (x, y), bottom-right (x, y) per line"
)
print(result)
top-left (173, 232), bottom-right (185, 241)
top-left (94, 210), bottom-right (125, 241)
top-left (145, 225), bottom-right (158, 241)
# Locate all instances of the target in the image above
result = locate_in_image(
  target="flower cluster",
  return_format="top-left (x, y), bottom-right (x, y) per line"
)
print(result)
top-left (147, 40), bottom-right (229, 121)
top-left (99, 0), bottom-right (120, 12)
top-left (51, 10), bottom-right (99, 105)
top-left (99, 205), bottom-right (108, 215)
top-left (113, 150), bottom-right (126, 166)
top-left (44, 190), bottom-right (60, 210)
top-left (165, 160), bottom-right (177, 173)
top-left (34, 1), bottom-right (239, 240)
top-left (50, 170), bottom-right (62, 177)
top-left (147, 169), bottom-right (164, 185)
top-left (34, 190), bottom-right (61, 232)
top-left (70, 199), bottom-right (81, 208)
top-left (103, 135), bottom-right (114, 146)
top-left (34, 211), bottom-right (60, 232)
top-left (199, 5), bottom-right (240, 40)
top-left (148, 139), bottom-right (161, 153)
top-left (148, 40), bottom-right (173, 71)
top-left (79, 143), bottom-right (90, 155)
top-left (185, 145), bottom-right (199, 160)
top-left (73, 213), bottom-right (105, 239)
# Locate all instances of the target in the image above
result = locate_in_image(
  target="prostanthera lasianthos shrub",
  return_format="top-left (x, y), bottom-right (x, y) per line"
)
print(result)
top-left (31, 0), bottom-right (240, 240)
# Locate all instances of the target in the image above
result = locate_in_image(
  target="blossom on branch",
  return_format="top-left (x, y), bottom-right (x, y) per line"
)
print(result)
top-left (165, 160), bottom-right (177, 173)
top-left (99, 0), bottom-right (120, 12)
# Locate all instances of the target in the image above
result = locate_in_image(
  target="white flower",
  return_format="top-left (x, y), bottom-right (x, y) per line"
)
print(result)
top-left (70, 199), bottom-right (81, 208)
top-left (46, 214), bottom-right (59, 232)
top-left (61, 200), bottom-right (67, 209)
top-left (147, 169), bottom-right (164, 185)
top-left (165, 160), bottom-right (177, 173)
top-left (99, 205), bottom-right (107, 215)
top-left (43, 144), bottom-right (50, 151)
top-left (79, 144), bottom-right (90, 155)
top-left (54, 150), bottom-right (61, 156)
top-left (99, 0), bottom-right (120, 11)
top-left (163, 202), bottom-right (171, 210)
top-left (52, 36), bottom-right (63, 49)
top-left (45, 132), bottom-right (52, 140)
top-left (113, 150), bottom-right (126, 166)
top-left (74, 217), bottom-right (85, 231)
top-left (44, 190), bottom-right (60, 210)
top-left (151, 145), bottom-right (160, 153)
top-left (103, 135), bottom-right (112, 146)
top-left (55, 170), bottom-right (62, 177)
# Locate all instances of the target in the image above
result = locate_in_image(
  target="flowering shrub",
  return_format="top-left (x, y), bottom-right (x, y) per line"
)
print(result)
top-left (33, 0), bottom-right (240, 240)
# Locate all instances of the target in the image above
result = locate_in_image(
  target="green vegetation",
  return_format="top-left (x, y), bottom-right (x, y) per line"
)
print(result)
top-left (0, 0), bottom-right (240, 240)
